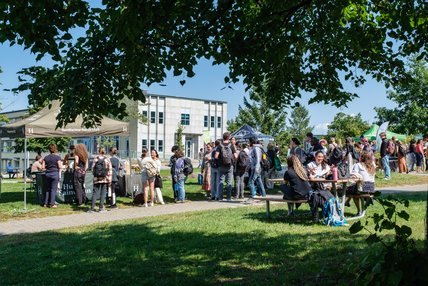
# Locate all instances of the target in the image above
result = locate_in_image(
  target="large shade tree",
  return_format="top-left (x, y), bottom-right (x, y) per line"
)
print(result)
top-left (374, 58), bottom-right (428, 136)
top-left (1, 0), bottom-right (427, 127)
top-left (327, 112), bottom-right (370, 140)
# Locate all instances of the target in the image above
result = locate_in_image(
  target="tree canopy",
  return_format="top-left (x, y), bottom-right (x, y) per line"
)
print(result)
top-left (375, 58), bottom-right (428, 137)
top-left (327, 112), bottom-right (370, 140)
top-left (287, 105), bottom-right (313, 142)
top-left (1, 0), bottom-right (428, 127)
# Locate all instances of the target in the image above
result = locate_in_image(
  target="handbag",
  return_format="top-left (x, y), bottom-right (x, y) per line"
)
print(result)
top-left (154, 174), bottom-right (163, 188)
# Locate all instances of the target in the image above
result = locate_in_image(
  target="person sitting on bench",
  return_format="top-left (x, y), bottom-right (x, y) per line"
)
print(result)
top-left (281, 155), bottom-right (312, 215)
top-left (348, 151), bottom-right (376, 216)
top-left (6, 161), bottom-right (15, 179)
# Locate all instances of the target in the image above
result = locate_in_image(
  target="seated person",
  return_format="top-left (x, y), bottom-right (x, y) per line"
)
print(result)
top-left (307, 151), bottom-right (331, 190)
top-left (282, 155), bottom-right (312, 215)
top-left (6, 161), bottom-right (15, 179)
top-left (348, 151), bottom-right (376, 216)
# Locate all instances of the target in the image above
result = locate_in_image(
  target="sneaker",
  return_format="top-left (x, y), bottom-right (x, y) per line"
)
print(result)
top-left (150, 202), bottom-right (154, 207)
top-left (383, 177), bottom-right (391, 180)
top-left (143, 203), bottom-right (148, 208)
top-left (99, 208), bottom-right (107, 213)
top-left (87, 209), bottom-right (96, 213)
top-left (110, 205), bottom-right (118, 209)
top-left (227, 198), bottom-right (232, 202)
top-left (253, 195), bottom-right (262, 199)
top-left (160, 202), bottom-right (165, 205)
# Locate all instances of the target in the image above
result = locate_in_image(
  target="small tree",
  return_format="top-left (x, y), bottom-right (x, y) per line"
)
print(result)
top-left (287, 105), bottom-right (313, 143)
top-left (176, 123), bottom-right (184, 151)
top-left (327, 112), bottom-right (370, 141)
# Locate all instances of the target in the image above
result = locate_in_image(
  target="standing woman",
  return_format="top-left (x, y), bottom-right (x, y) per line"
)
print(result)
top-left (138, 148), bottom-right (155, 207)
top-left (415, 139), bottom-right (424, 173)
top-left (74, 143), bottom-right (89, 206)
top-left (210, 140), bottom-right (220, 200)
top-left (42, 144), bottom-right (62, 208)
top-left (174, 149), bottom-right (186, 203)
top-left (201, 143), bottom-right (212, 197)
top-left (151, 149), bottom-right (165, 205)
top-left (90, 148), bottom-right (112, 212)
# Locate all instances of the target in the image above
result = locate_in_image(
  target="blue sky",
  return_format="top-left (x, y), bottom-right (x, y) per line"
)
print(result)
top-left (0, 42), bottom-right (396, 134)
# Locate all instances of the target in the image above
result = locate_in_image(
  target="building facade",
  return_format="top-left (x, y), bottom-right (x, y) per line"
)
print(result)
top-left (128, 93), bottom-right (228, 160)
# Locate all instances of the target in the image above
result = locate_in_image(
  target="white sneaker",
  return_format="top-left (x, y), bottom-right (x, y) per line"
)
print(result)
top-left (143, 203), bottom-right (148, 208)
top-left (160, 202), bottom-right (165, 205)
top-left (150, 202), bottom-right (154, 207)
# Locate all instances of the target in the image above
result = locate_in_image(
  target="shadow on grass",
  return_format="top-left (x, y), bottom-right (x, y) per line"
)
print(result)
top-left (244, 209), bottom-right (315, 226)
top-left (0, 221), bottom-right (369, 286)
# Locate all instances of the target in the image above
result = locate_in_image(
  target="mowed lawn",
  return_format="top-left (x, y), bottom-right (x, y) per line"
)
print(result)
top-left (0, 191), bottom-right (426, 285)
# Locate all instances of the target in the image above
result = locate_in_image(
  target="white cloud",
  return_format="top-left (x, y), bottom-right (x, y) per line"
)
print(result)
top-left (313, 123), bottom-right (330, 135)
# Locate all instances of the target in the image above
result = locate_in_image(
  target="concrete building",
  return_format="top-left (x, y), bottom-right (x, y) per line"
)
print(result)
top-left (0, 94), bottom-right (228, 172)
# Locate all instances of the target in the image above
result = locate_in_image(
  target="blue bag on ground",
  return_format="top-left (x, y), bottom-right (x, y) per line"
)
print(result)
top-left (198, 174), bottom-right (203, 185)
top-left (322, 197), bottom-right (347, 226)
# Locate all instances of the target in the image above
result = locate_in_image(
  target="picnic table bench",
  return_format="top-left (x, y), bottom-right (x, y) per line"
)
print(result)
top-left (257, 196), bottom-right (309, 218)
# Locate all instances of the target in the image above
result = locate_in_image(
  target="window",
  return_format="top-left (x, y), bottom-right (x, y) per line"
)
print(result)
top-left (211, 116), bottom-right (215, 128)
top-left (150, 140), bottom-right (156, 151)
top-left (142, 139), bottom-right (147, 149)
top-left (150, 111), bottom-right (156, 124)
top-left (158, 140), bottom-right (163, 152)
top-left (204, 115), bottom-right (208, 128)
top-left (217, 116), bottom-right (221, 128)
top-left (142, 110), bottom-right (148, 118)
top-left (181, 113), bottom-right (190, 125)
top-left (159, 112), bottom-right (164, 124)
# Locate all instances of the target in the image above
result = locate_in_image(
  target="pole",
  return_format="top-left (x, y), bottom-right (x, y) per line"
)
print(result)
top-left (24, 138), bottom-right (27, 210)
top-left (0, 138), bottom-right (2, 199)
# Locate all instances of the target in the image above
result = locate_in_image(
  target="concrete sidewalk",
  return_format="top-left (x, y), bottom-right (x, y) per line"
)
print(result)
top-left (0, 184), bottom-right (426, 237)
top-left (0, 200), bottom-right (251, 237)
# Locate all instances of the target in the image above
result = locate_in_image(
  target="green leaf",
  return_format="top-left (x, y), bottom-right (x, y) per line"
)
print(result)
top-left (397, 210), bottom-right (409, 221)
top-left (381, 220), bottom-right (394, 230)
top-left (349, 221), bottom-right (364, 234)
top-left (179, 80), bottom-right (186, 86)
top-left (366, 233), bottom-right (381, 244)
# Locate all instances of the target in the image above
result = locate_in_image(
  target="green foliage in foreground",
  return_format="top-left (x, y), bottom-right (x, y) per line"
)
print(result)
top-left (0, 192), bottom-right (426, 286)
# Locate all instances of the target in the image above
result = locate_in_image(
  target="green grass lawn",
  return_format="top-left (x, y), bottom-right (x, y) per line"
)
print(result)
top-left (0, 191), bottom-right (426, 285)
top-left (0, 168), bottom-right (427, 222)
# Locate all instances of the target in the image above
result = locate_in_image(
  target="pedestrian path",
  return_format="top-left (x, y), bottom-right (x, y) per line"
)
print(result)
top-left (0, 184), bottom-right (426, 237)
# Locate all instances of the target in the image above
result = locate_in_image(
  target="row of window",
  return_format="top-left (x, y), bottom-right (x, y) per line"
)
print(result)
top-left (141, 111), bottom-right (222, 128)
top-left (142, 139), bottom-right (163, 153)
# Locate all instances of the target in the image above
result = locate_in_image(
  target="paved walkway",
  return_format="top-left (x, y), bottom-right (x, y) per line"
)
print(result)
top-left (0, 184), bottom-right (426, 237)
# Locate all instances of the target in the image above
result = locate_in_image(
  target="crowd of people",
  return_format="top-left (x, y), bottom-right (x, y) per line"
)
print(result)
top-left (22, 130), bottom-right (428, 213)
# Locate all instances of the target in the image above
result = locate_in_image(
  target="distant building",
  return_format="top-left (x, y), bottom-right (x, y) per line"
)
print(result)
top-left (0, 94), bottom-right (228, 172)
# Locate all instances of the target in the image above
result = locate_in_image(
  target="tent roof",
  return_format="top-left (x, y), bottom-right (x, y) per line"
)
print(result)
top-left (0, 101), bottom-right (129, 138)
top-left (358, 124), bottom-right (407, 141)
top-left (231, 124), bottom-right (274, 140)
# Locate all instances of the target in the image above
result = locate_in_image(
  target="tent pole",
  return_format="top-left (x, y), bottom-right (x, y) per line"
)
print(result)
top-left (24, 138), bottom-right (27, 210)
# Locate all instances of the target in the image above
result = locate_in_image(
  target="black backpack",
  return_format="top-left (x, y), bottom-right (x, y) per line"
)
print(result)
top-left (183, 158), bottom-right (193, 176)
top-left (94, 157), bottom-right (107, 178)
top-left (236, 151), bottom-right (250, 172)
top-left (220, 143), bottom-right (233, 166)
top-left (260, 148), bottom-right (271, 171)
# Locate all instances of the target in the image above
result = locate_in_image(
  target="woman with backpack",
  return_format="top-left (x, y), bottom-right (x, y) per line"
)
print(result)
top-left (138, 148), bottom-right (156, 207)
top-left (174, 149), bottom-right (186, 203)
top-left (151, 149), bottom-right (165, 205)
top-left (73, 143), bottom-right (89, 207)
top-left (234, 143), bottom-right (247, 199)
top-left (89, 148), bottom-right (112, 213)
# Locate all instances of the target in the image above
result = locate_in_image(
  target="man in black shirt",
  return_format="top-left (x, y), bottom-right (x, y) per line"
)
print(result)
top-left (379, 132), bottom-right (391, 180)
top-left (169, 145), bottom-right (179, 200)
top-left (215, 132), bottom-right (237, 201)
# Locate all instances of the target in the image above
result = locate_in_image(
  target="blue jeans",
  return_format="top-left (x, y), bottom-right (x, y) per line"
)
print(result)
top-left (234, 174), bottom-right (245, 198)
top-left (248, 168), bottom-right (266, 197)
top-left (218, 166), bottom-right (233, 200)
top-left (210, 168), bottom-right (219, 199)
top-left (382, 155), bottom-right (391, 178)
top-left (176, 178), bottom-right (186, 201)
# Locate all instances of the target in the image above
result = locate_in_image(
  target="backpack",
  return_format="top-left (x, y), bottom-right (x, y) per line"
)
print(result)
top-left (220, 143), bottom-right (233, 166)
top-left (260, 149), bottom-right (271, 172)
top-left (398, 144), bottom-right (406, 157)
top-left (145, 160), bottom-right (158, 178)
top-left (183, 158), bottom-right (193, 176)
top-left (236, 151), bottom-right (250, 172)
top-left (387, 140), bottom-right (396, 155)
top-left (329, 147), bottom-right (346, 166)
top-left (94, 157), bottom-right (107, 178)
top-left (273, 155), bottom-right (282, 171)
top-left (322, 197), bottom-right (347, 226)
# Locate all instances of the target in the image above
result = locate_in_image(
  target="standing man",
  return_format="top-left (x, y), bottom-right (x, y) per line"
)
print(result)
top-left (169, 145), bottom-right (179, 200)
top-left (380, 132), bottom-right (391, 180)
top-left (304, 132), bottom-right (314, 154)
top-left (248, 137), bottom-right (266, 199)
top-left (197, 148), bottom-right (204, 168)
top-left (215, 132), bottom-right (236, 201)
